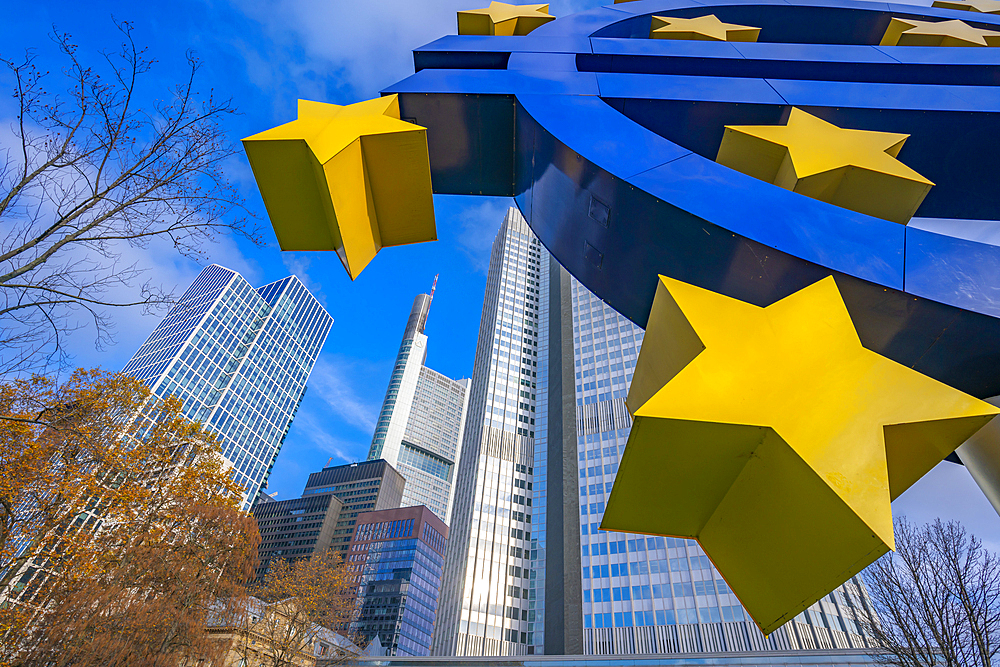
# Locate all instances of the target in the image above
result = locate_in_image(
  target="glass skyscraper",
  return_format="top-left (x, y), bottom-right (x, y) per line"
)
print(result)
top-left (434, 208), bottom-right (876, 657)
top-left (368, 285), bottom-right (471, 524)
top-left (433, 209), bottom-right (550, 656)
top-left (122, 264), bottom-right (332, 509)
top-left (348, 505), bottom-right (449, 656)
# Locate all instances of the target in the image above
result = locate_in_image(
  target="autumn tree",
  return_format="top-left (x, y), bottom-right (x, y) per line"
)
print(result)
top-left (0, 368), bottom-right (261, 667)
top-left (0, 21), bottom-right (261, 375)
top-left (857, 517), bottom-right (1000, 667)
top-left (227, 551), bottom-right (361, 667)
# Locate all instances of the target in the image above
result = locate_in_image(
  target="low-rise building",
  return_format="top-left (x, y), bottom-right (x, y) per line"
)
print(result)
top-left (347, 506), bottom-right (448, 657)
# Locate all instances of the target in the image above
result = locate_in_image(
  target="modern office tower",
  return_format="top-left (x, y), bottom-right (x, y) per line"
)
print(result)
top-left (434, 208), bottom-right (559, 657)
top-left (434, 208), bottom-right (876, 657)
top-left (347, 505), bottom-right (449, 656)
top-left (251, 487), bottom-right (344, 580)
top-left (368, 284), bottom-right (471, 524)
top-left (121, 264), bottom-right (332, 509)
top-left (302, 459), bottom-right (407, 553)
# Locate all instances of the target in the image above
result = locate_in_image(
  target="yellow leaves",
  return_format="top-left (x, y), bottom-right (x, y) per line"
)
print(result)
top-left (0, 368), bottom-right (261, 666)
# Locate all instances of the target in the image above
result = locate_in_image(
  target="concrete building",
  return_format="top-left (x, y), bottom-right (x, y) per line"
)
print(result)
top-left (432, 208), bottom-right (877, 657)
top-left (368, 282), bottom-right (471, 524)
top-left (347, 505), bottom-right (449, 656)
top-left (122, 264), bottom-right (332, 509)
top-left (251, 488), bottom-right (344, 580)
top-left (302, 460), bottom-right (407, 553)
top-left (252, 459), bottom-right (406, 571)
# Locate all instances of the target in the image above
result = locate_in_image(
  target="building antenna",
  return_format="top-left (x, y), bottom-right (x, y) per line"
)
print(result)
top-left (424, 274), bottom-right (439, 330)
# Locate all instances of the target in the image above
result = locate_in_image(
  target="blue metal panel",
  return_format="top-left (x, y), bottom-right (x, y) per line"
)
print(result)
top-left (591, 36), bottom-right (745, 57)
top-left (414, 34), bottom-right (594, 56)
top-left (527, 6), bottom-right (637, 37)
top-left (629, 152), bottom-right (904, 289)
top-left (905, 225), bottom-right (1000, 320)
top-left (507, 53), bottom-right (579, 71)
top-left (385, 68), bottom-right (600, 96)
top-left (516, 94), bottom-right (691, 179)
top-left (597, 72), bottom-right (787, 104)
top-left (768, 78), bottom-right (1000, 112)
top-left (386, 0), bottom-right (1000, 397)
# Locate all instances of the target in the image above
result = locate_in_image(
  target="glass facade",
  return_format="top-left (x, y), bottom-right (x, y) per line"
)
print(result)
top-left (369, 292), bottom-right (471, 523)
top-left (121, 264), bottom-right (332, 509)
top-left (348, 506), bottom-right (450, 656)
top-left (342, 649), bottom-right (882, 667)
top-left (434, 209), bottom-right (544, 656)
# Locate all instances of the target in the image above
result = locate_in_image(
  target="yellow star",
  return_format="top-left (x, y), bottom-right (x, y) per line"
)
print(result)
top-left (716, 107), bottom-right (933, 224)
top-left (933, 0), bottom-right (1000, 13)
top-left (881, 17), bottom-right (1000, 46)
top-left (457, 2), bottom-right (555, 36)
top-left (601, 276), bottom-right (997, 634)
top-left (243, 96), bottom-right (436, 280)
top-left (649, 14), bottom-right (760, 41)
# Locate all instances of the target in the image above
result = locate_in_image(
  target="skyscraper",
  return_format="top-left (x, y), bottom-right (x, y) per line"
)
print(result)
top-left (368, 283), bottom-right (471, 523)
top-left (251, 485), bottom-right (344, 580)
top-left (121, 264), bottom-right (332, 509)
top-left (251, 458), bottom-right (407, 574)
top-left (433, 209), bottom-right (555, 656)
top-left (434, 208), bottom-right (876, 657)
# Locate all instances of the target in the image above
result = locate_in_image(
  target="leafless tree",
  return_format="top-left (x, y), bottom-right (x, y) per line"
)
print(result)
top-left (857, 516), bottom-right (1000, 666)
top-left (0, 20), bottom-right (261, 375)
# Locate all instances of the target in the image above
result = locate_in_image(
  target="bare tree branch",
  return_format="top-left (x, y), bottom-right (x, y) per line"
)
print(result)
top-left (856, 516), bottom-right (1000, 667)
top-left (0, 20), bottom-right (262, 375)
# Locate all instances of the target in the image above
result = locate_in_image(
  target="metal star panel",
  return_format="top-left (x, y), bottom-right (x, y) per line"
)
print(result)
top-left (716, 107), bottom-right (933, 224)
top-left (881, 17), bottom-right (1000, 46)
top-left (602, 275), bottom-right (997, 634)
top-left (242, 96), bottom-right (436, 280)
top-left (457, 2), bottom-right (555, 36)
top-left (650, 14), bottom-right (760, 41)
top-left (932, 0), bottom-right (1000, 13)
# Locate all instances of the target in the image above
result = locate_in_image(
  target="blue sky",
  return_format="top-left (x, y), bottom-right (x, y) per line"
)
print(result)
top-left (2, 0), bottom-right (996, 550)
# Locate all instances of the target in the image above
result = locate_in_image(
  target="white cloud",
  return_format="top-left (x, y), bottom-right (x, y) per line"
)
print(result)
top-left (304, 355), bottom-right (381, 433)
top-left (229, 0), bottom-right (603, 100)
top-left (291, 409), bottom-right (369, 464)
top-left (455, 197), bottom-right (513, 273)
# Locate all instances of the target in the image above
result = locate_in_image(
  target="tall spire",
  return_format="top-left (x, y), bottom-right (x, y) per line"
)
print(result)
top-left (426, 274), bottom-right (440, 327)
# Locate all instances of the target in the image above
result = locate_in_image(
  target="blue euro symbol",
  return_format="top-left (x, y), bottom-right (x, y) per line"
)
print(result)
top-left (387, 0), bottom-right (1000, 400)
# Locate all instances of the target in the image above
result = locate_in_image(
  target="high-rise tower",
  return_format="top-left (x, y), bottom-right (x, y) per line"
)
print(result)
top-left (432, 208), bottom-right (569, 656)
top-left (368, 281), bottom-right (471, 523)
top-left (434, 208), bottom-right (876, 657)
top-left (122, 264), bottom-right (332, 509)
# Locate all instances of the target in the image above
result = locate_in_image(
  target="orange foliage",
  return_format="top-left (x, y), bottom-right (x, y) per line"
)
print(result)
top-left (0, 368), bottom-right (261, 667)
top-left (227, 551), bottom-right (361, 667)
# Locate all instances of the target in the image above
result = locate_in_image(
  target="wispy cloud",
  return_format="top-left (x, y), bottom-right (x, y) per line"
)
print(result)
top-left (228, 0), bottom-right (606, 101)
top-left (281, 252), bottom-right (327, 308)
top-left (305, 355), bottom-right (381, 434)
top-left (455, 198), bottom-right (512, 274)
top-left (292, 409), bottom-right (369, 464)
